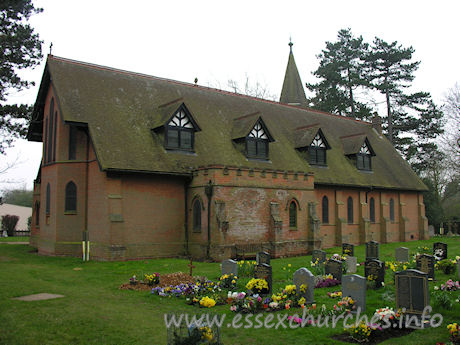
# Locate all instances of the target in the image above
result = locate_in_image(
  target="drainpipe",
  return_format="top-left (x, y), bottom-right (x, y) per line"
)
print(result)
top-left (84, 130), bottom-right (90, 261)
top-left (204, 180), bottom-right (213, 259)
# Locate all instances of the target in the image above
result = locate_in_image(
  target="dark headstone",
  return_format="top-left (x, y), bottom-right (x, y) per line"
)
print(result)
top-left (416, 254), bottom-right (435, 280)
top-left (325, 258), bottom-right (342, 282)
top-left (342, 274), bottom-right (366, 312)
top-left (433, 242), bottom-right (447, 261)
top-left (365, 240), bottom-right (379, 260)
top-left (342, 243), bottom-right (354, 257)
top-left (221, 259), bottom-right (238, 277)
top-left (293, 268), bottom-right (315, 304)
top-left (254, 263), bottom-right (272, 294)
top-left (457, 259), bottom-right (460, 279)
top-left (395, 247), bottom-right (409, 262)
top-left (395, 269), bottom-right (430, 318)
top-left (256, 251), bottom-right (271, 265)
top-left (312, 249), bottom-right (327, 264)
top-left (364, 259), bottom-right (385, 288)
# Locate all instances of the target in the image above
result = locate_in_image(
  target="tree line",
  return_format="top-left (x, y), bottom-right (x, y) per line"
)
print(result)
top-left (306, 28), bottom-right (458, 232)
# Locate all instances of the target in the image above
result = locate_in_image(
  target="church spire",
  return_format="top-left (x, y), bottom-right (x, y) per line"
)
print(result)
top-left (280, 40), bottom-right (308, 108)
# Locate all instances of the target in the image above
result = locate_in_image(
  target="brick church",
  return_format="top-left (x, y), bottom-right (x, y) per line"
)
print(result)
top-left (27, 44), bottom-right (428, 260)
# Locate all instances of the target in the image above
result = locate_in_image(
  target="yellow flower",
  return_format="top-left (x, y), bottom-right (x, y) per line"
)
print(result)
top-left (288, 264), bottom-right (292, 267)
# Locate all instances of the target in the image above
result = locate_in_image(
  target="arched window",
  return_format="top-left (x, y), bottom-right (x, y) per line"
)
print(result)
top-left (65, 182), bottom-right (77, 212)
top-left (52, 111), bottom-right (58, 161)
top-left (322, 196), bottom-right (329, 224)
top-left (347, 197), bottom-right (353, 224)
top-left (192, 198), bottom-right (202, 232)
top-left (46, 183), bottom-right (51, 215)
top-left (369, 197), bottom-right (375, 223)
top-left (289, 201), bottom-right (297, 228)
top-left (44, 118), bottom-right (48, 164)
top-left (389, 198), bottom-right (395, 222)
top-left (35, 202), bottom-right (40, 226)
top-left (246, 120), bottom-right (269, 159)
top-left (47, 98), bottom-right (54, 163)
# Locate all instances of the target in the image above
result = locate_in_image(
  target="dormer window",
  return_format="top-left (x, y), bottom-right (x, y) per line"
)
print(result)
top-left (246, 120), bottom-right (270, 159)
top-left (308, 133), bottom-right (327, 165)
top-left (164, 104), bottom-right (199, 151)
top-left (357, 142), bottom-right (372, 170)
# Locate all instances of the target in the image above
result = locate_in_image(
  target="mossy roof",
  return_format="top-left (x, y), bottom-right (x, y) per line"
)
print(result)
top-left (28, 56), bottom-right (426, 191)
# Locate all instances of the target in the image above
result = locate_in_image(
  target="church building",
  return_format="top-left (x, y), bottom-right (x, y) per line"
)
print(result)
top-left (27, 44), bottom-right (428, 260)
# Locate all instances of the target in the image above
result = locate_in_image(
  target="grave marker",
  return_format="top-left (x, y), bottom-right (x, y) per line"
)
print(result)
top-left (312, 249), bottom-right (326, 264)
top-left (395, 269), bottom-right (430, 325)
top-left (342, 274), bottom-right (366, 312)
top-left (365, 240), bottom-right (380, 260)
top-left (433, 242), bottom-right (447, 261)
top-left (416, 254), bottom-right (435, 280)
top-left (221, 259), bottom-right (238, 277)
top-left (364, 259), bottom-right (385, 288)
top-left (342, 243), bottom-right (354, 257)
top-left (395, 247), bottom-right (409, 262)
top-left (293, 268), bottom-right (315, 304)
top-left (346, 256), bottom-right (357, 273)
top-left (254, 263), bottom-right (272, 294)
top-left (256, 251), bottom-right (271, 265)
top-left (325, 258), bottom-right (342, 282)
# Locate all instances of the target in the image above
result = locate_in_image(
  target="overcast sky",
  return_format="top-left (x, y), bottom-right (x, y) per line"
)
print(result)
top-left (1, 0), bottom-right (459, 193)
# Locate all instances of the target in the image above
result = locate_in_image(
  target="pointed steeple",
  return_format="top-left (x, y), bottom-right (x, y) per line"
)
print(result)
top-left (280, 40), bottom-right (308, 108)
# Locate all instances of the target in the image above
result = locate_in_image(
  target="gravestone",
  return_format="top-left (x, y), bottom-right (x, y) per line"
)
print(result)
top-left (342, 243), bottom-right (354, 257)
top-left (416, 254), bottom-right (435, 280)
top-left (292, 268), bottom-right (315, 304)
top-left (221, 259), bottom-right (238, 277)
top-left (365, 240), bottom-right (380, 260)
top-left (428, 225), bottom-right (435, 237)
top-left (457, 260), bottom-right (460, 279)
top-left (364, 259), bottom-right (385, 288)
top-left (256, 251), bottom-right (271, 265)
top-left (312, 249), bottom-right (326, 264)
top-left (254, 263), bottom-right (272, 294)
top-left (342, 274), bottom-right (366, 312)
top-left (395, 247), bottom-right (409, 262)
top-left (433, 242), bottom-right (447, 261)
top-left (325, 259), bottom-right (342, 282)
top-left (346, 256), bottom-right (357, 273)
top-left (395, 269), bottom-right (430, 324)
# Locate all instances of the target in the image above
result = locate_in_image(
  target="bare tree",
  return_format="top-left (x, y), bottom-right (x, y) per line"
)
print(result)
top-left (441, 83), bottom-right (460, 175)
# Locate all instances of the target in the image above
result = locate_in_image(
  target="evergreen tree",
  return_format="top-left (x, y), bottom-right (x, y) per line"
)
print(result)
top-left (306, 28), bottom-right (373, 120)
top-left (0, 0), bottom-right (43, 154)
top-left (365, 37), bottom-right (420, 143)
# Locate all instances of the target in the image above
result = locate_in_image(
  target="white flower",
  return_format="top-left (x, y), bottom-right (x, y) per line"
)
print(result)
top-left (232, 292), bottom-right (238, 298)
top-left (434, 286), bottom-right (439, 290)
top-left (381, 282), bottom-right (385, 287)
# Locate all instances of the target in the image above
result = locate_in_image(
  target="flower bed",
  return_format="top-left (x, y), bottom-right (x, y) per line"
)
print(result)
top-left (315, 274), bottom-right (341, 288)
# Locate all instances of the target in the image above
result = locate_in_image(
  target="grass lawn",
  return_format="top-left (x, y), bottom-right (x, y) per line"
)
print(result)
top-left (0, 236), bottom-right (29, 242)
top-left (0, 237), bottom-right (459, 345)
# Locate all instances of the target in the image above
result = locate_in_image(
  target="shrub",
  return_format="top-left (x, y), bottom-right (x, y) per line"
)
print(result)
top-left (432, 291), bottom-right (454, 310)
top-left (1, 214), bottom-right (19, 236)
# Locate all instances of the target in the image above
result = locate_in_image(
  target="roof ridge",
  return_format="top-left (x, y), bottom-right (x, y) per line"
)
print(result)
top-left (47, 55), bottom-right (371, 125)
top-left (340, 132), bottom-right (366, 139)
top-left (234, 111), bottom-right (260, 121)
top-left (294, 123), bottom-right (320, 131)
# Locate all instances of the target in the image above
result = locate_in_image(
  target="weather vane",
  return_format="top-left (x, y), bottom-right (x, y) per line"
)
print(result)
top-left (49, 42), bottom-right (53, 55)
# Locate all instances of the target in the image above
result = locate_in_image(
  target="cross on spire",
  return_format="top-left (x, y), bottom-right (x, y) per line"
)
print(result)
top-left (288, 37), bottom-right (293, 52)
